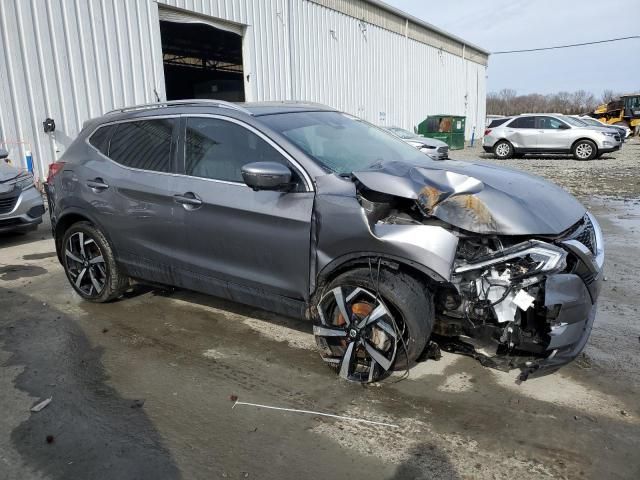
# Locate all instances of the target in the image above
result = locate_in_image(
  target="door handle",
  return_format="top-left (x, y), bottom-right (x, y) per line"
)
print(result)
top-left (173, 192), bottom-right (202, 209)
top-left (86, 178), bottom-right (109, 191)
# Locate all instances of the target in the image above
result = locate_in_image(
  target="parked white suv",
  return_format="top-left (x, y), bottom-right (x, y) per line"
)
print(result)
top-left (483, 114), bottom-right (622, 160)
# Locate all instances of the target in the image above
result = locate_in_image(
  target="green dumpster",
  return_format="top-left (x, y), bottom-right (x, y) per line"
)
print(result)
top-left (417, 115), bottom-right (466, 150)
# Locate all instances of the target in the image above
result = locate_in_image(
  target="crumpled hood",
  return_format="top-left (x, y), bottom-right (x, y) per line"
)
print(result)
top-left (0, 163), bottom-right (21, 183)
top-left (353, 159), bottom-right (586, 235)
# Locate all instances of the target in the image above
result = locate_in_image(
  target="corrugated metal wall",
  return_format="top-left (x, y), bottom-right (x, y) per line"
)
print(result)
top-left (0, 0), bottom-right (486, 181)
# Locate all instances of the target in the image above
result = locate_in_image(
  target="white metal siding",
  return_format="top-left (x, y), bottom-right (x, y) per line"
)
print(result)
top-left (0, 0), bottom-right (487, 181)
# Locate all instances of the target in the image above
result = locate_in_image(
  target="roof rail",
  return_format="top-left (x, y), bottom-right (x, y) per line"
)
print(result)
top-left (105, 99), bottom-right (252, 116)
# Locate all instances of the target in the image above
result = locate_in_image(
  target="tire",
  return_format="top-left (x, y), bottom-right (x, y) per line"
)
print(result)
top-left (312, 267), bottom-right (433, 383)
top-left (493, 140), bottom-right (513, 159)
top-left (572, 139), bottom-right (597, 161)
top-left (61, 221), bottom-right (128, 302)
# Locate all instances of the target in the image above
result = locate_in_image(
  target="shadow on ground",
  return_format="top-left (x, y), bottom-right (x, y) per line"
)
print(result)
top-left (0, 286), bottom-right (180, 480)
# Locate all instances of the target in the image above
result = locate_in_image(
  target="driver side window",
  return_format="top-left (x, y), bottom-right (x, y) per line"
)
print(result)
top-left (184, 117), bottom-right (301, 186)
top-left (537, 117), bottom-right (565, 130)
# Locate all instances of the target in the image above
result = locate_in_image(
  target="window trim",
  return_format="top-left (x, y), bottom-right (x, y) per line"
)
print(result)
top-left (178, 114), bottom-right (314, 192)
top-left (85, 115), bottom-right (181, 176)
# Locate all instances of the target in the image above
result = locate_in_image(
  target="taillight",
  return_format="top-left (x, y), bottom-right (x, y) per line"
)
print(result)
top-left (46, 161), bottom-right (66, 184)
top-left (484, 129), bottom-right (492, 136)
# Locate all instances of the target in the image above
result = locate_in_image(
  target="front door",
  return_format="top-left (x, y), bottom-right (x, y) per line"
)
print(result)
top-left (535, 116), bottom-right (572, 150)
top-left (171, 115), bottom-right (314, 303)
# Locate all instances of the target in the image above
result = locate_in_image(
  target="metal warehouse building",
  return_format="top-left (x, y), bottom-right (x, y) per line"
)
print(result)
top-left (0, 0), bottom-right (488, 180)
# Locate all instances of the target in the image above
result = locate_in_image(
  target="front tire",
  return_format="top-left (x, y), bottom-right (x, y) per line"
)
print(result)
top-left (572, 139), bottom-right (597, 161)
top-left (313, 268), bottom-right (433, 383)
top-left (61, 222), bottom-right (128, 302)
top-left (493, 140), bottom-right (513, 159)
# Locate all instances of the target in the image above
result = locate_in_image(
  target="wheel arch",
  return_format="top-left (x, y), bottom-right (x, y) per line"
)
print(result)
top-left (53, 209), bottom-right (116, 263)
top-left (570, 137), bottom-right (598, 151)
top-left (310, 252), bottom-right (445, 311)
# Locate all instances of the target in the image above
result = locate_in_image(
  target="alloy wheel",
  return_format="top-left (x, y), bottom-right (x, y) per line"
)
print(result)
top-left (495, 143), bottom-right (510, 158)
top-left (314, 286), bottom-right (401, 383)
top-left (575, 143), bottom-right (593, 159)
top-left (65, 231), bottom-right (107, 297)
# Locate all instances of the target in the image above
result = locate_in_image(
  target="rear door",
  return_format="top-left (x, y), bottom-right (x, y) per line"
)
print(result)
top-left (504, 116), bottom-right (538, 149)
top-left (535, 116), bottom-right (572, 150)
top-left (83, 117), bottom-right (183, 282)
top-left (171, 115), bottom-right (315, 300)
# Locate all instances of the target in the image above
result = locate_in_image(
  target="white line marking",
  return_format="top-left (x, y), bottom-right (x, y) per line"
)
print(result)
top-left (232, 400), bottom-right (399, 428)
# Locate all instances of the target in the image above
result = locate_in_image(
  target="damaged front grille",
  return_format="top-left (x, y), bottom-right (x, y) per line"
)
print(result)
top-left (565, 215), bottom-right (596, 255)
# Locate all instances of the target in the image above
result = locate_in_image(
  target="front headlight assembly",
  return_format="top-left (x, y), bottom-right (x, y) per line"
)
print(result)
top-left (13, 173), bottom-right (35, 191)
top-left (455, 240), bottom-right (567, 276)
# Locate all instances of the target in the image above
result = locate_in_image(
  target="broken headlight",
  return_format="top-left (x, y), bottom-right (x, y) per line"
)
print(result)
top-left (455, 240), bottom-right (567, 276)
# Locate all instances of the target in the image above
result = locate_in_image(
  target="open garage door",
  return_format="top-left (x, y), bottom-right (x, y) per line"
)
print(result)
top-left (159, 9), bottom-right (245, 102)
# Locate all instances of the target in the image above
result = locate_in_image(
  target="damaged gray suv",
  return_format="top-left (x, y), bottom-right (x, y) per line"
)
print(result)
top-left (46, 101), bottom-right (604, 383)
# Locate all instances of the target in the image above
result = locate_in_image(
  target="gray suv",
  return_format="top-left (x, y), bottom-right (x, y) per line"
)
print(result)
top-left (483, 114), bottom-right (621, 160)
top-left (46, 100), bottom-right (604, 383)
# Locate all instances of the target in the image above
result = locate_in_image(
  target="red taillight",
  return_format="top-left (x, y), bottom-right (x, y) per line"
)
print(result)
top-left (484, 129), bottom-right (492, 136)
top-left (46, 161), bottom-right (66, 184)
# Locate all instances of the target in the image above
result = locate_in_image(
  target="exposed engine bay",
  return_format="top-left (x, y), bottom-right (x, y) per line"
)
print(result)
top-left (354, 176), bottom-right (600, 379)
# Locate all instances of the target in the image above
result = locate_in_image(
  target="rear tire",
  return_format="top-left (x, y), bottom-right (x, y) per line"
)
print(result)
top-left (312, 267), bottom-right (433, 383)
top-left (493, 140), bottom-right (513, 159)
top-left (572, 139), bottom-right (597, 161)
top-left (61, 222), bottom-right (128, 303)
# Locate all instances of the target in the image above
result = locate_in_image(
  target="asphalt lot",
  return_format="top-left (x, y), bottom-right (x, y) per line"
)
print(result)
top-left (1, 139), bottom-right (639, 480)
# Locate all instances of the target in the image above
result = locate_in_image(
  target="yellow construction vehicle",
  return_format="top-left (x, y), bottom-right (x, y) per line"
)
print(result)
top-left (592, 93), bottom-right (640, 136)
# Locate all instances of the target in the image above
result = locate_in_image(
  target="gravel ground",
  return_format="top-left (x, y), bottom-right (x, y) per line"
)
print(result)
top-left (1, 140), bottom-right (639, 480)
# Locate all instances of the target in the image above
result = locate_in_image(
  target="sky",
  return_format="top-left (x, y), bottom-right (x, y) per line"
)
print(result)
top-left (384, 0), bottom-right (639, 98)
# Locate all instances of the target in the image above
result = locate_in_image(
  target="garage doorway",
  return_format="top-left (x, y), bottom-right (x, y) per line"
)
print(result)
top-left (159, 10), bottom-right (245, 102)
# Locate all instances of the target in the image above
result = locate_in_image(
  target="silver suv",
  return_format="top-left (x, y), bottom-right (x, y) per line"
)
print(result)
top-left (0, 149), bottom-right (45, 233)
top-left (483, 114), bottom-right (621, 160)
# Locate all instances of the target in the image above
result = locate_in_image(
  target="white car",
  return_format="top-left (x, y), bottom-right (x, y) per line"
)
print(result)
top-left (381, 126), bottom-right (449, 160)
top-left (483, 114), bottom-right (622, 160)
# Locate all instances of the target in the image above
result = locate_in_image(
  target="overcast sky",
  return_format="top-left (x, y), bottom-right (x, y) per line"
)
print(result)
top-left (385, 0), bottom-right (639, 98)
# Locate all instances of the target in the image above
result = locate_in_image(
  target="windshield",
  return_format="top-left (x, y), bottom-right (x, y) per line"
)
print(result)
top-left (387, 127), bottom-right (415, 139)
top-left (562, 116), bottom-right (587, 127)
top-left (578, 117), bottom-right (602, 126)
top-left (261, 111), bottom-right (428, 175)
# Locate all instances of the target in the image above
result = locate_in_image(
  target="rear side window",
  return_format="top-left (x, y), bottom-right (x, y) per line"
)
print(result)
top-left (108, 119), bottom-right (175, 173)
top-left (488, 118), bottom-right (510, 128)
top-left (184, 117), bottom-right (298, 184)
top-left (88, 125), bottom-right (115, 156)
top-left (508, 117), bottom-right (535, 129)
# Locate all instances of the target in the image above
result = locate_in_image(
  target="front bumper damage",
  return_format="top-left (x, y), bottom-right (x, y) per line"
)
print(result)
top-left (437, 213), bottom-right (604, 380)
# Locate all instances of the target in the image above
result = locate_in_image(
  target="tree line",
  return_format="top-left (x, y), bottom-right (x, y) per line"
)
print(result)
top-left (486, 89), bottom-right (623, 116)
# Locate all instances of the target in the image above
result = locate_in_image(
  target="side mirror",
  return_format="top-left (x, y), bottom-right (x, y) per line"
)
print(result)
top-left (241, 161), bottom-right (292, 191)
top-left (0, 148), bottom-right (8, 159)
top-left (559, 123), bottom-right (571, 130)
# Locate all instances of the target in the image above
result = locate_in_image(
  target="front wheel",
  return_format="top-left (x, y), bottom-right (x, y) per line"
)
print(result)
top-left (313, 268), bottom-right (433, 383)
top-left (62, 222), bottom-right (128, 302)
top-left (572, 139), bottom-right (597, 160)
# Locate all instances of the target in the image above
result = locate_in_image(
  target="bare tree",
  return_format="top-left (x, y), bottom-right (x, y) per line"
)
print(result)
top-left (486, 89), bottom-right (601, 116)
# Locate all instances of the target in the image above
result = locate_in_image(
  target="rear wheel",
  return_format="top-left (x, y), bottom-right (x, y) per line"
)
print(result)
top-left (493, 140), bottom-right (513, 159)
top-left (313, 268), bottom-right (433, 383)
top-left (572, 139), bottom-right (597, 161)
top-left (62, 222), bottom-right (128, 302)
